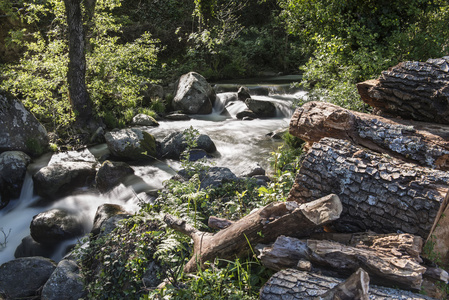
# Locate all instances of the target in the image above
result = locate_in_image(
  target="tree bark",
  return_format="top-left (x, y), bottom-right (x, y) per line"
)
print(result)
top-left (287, 137), bottom-right (449, 238)
top-left (64, 0), bottom-right (93, 127)
top-left (356, 57), bottom-right (449, 125)
top-left (289, 101), bottom-right (449, 170)
top-left (260, 268), bottom-right (437, 300)
top-left (257, 236), bottom-right (426, 291)
top-left (316, 268), bottom-right (370, 300)
top-left (164, 194), bottom-right (342, 273)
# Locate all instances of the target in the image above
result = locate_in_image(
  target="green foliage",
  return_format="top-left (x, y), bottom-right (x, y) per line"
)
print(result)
top-left (279, 0), bottom-right (449, 112)
top-left (1, 0), bottom-right (162, 133)
top-left (76, 216), bottom-right (164, 299)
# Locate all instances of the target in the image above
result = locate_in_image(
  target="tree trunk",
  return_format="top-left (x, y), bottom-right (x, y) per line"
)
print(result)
top-left (289, 101), bottom-right (449, 170)
top-left (316, 268), bottom-right (370, 300)
top-left (257, 236), bottom-right (426, 291)
top-left (287, 137), bottom-right (449, 238)
top-left (64, 0), bottom-right (93, 127)
top-left (164, 194), bottom-right (342, 273)
top-left (356, 57), bottom-right (449, 125)
top-left (260, 268), bottom-right (437, 300)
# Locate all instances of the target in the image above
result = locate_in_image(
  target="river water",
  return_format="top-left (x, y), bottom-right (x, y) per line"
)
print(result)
top-left (0, 76), bottom-right (305, 265)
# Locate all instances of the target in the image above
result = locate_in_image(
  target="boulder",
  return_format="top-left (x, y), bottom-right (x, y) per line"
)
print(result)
top-left (160, 131), bottom-right (216, 160)
top-left (105, 128), bottom-right (157, 161)
top-left (41, 258), bottom-right (87, 300)
top-left (0, 90), bottom-right (49, 157)
top-left (95, 160), bottom-right (134, 193)
top-left (172, 72), bottom-right (216, 114)
top-left (132, 113), bottom-right (159, 126)
top-left (237, 86), bottom-right (251, 101)
top-left (33, 161), bottom-right (96, 200)
top-left (178, 166), bottom-right (239, 190)
top-left (245, 98), bottom-right (276, 118)
top-left (14, 235), bottom-right (55, 259)
top-left (0, 151), bottom-right (31, 208)
top-left (139, 82), bottom-right (164, 105)
top-left (30, 208), bottom-right (86, 245)
top-left (0, 256), bottom-right (56, 299)
top-left (91, 204), bottom-right (130, 236)
top-left (239, 164), bottom-right (266, 178)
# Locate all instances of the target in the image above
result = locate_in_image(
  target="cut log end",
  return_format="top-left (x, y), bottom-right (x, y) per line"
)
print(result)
top-left (299, 194), bottom-right (342, 225)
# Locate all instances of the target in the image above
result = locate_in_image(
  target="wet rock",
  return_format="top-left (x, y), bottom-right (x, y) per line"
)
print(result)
top-left (0, 151), bottom-right (31, 208)
top-left (0, 90), bottom-right (49, 157)
top-left (160, 131), bottom-right (216, 160)
top-left (172, 72), bottom-right (216, 114)
top-left (15, 235), bottom-right (55, 259)
top-left (164, 113), bottom-right (191, 121)
top-left (182, 149), bottom-right (209, 161)
top-left (41, 258), bottom-right (86, 300)
top-left (48, 148), bottom-right (97, 165)
top-left (237, 86), bottom-right (251, 101)
top-left (178, 166), bottom-right (239, 190)
top-left (245, 98), bottom-right (276, 118)
top-left (105, 128), bottom-right (157, 161)
top-left (98, 214), bottom-right (132, 237)
top-left (33, 161), bottom-right (96, 199)
top-left (0, 256), bottom-right (56, 299)
top-left (236, 110), bottom-right (258, 120)
top-left (30, 208), bottom-right (86, 245)
top-left (132, 113), bottom-right (159, 126)
top-left (239, 164), bottom-right (266, 178)
top-left (91, 204), bottom-right (130, 236)
top-left (95, 160), bottom-right (135, 193)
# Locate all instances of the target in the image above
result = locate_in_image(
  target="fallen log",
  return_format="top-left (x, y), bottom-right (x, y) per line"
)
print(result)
top-left (289, 101), bottom-right (449, 170)
top-left (287, 137), bottom-right (449, 238)
top-left (356, 57), bottom-right (449, 125)
top-left (310, 231), bottom-right (423, 263)
top-left (164, 194), bottom-right (342, 273)
top-left (316, 268), bottom-right (370, 300)
top-left (257, 235), bottom-right (426, 291)
top-left (260, 268), bottom-right (437, 300)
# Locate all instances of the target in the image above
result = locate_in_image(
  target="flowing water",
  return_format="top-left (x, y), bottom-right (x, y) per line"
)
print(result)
top-left (0, 76), bottom-right (306, 265)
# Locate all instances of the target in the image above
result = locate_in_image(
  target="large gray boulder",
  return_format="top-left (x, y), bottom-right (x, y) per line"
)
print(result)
top-left (0, 90), bottom-right (49, 157)
top-left (95, 160), bottom-right (134, 193)
top-left (15, 235), bottom-right (55, 259)
top-left (33, 161), bottom-right (97, 200)
top-left (0, 256), bottom-right (56, 299)
top-left (178, 166), bottom-right (239, 190)
top-left (105, 128), bottom-right (157, 161)
top-left (30, 208), bottom-right (86, 245)
top-left (160, 131), bottom-right (216, 160)
top-left (172, 72), bottom-right (216, 114)
top-left (41, 259), bottom-right (87, 300)
top-left (245, 98), bottom-right (277, 118)
top-left (0, 151), bottom-right (31, 208)
top-left (132, 113), bottom-right (159, 126)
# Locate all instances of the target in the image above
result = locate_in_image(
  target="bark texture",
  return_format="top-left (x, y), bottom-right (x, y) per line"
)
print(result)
top-left (64, 0), bottom-right (93, 126)
top-left (260, 268), bottom-right (437, 300)
top-left (258, 236), bottom-right (426, 291)
top-left (316, 268), bottom-right (369, 300)
top-left (164, 194), bottom-right (342, 273)
top-left (287, 137), bottom-right (449, 238)
top-left (289, 101), bottom-right (449, 170)
top-left (357, 57), bottom-right (449, 124)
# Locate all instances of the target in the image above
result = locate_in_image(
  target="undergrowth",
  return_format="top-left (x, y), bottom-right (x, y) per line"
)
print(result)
top-left (75, 127), bottom-right (302, 299)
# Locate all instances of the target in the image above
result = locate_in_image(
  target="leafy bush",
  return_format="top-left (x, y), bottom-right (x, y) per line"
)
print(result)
top-left (1, 0), bottom-right (161, 133)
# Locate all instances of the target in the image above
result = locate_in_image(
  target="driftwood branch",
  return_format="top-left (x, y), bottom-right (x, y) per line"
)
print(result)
top-left (165, 194), bottom-right (342, 273)
top-left (287, 137), bottom-right (449, 238)
top-left (289, 101), bottom-right (449, 170)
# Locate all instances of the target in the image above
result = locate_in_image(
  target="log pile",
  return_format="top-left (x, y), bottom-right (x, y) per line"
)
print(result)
top-left (166, 58), bottom-right (449, 299)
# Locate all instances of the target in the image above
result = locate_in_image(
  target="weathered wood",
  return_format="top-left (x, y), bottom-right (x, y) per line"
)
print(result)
top-left (356, 57), bottom-right (449, 125)
top-left (316, 268), bottom-right (369, 300)
top-left (310, 231), bottom-right (423, 263)
top-left (425, 192), bottom-right (449, 266)
top-left (287, 137), bottom-right (449, 238)
top-left (260, 268), bottom-right (437, 300)
top-left (164, 194), bottom-right (342, 273)
top-left (289, 101), bottom-right (449, 170)
top-left (207, 216), bottom-right (234, 229)
top-left (258, 235), bottom-right (426, 291)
